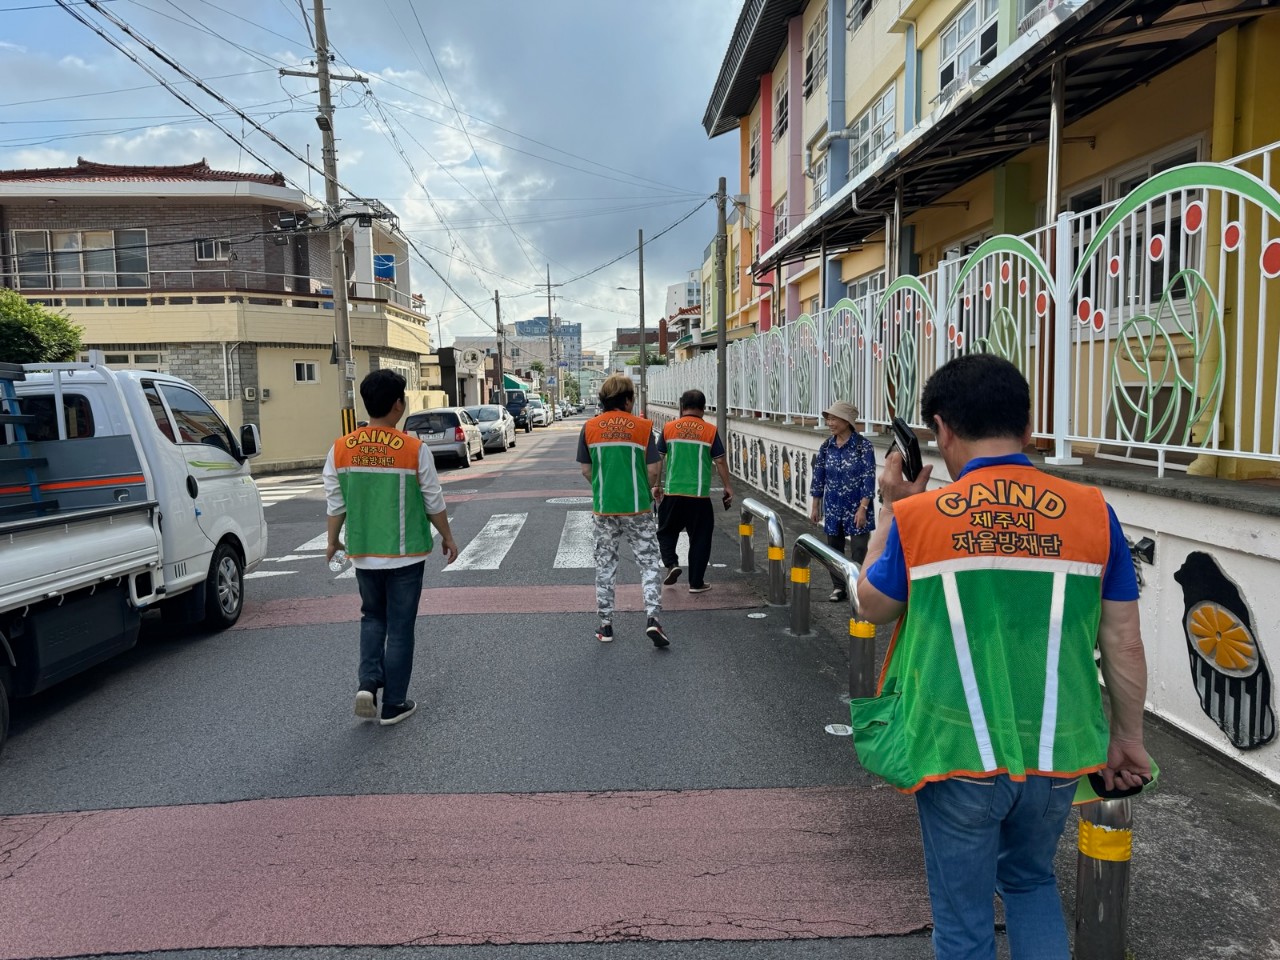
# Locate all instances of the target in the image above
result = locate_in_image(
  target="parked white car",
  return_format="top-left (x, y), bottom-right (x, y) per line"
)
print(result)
top-left (527, 398), bottom-right (550, 427)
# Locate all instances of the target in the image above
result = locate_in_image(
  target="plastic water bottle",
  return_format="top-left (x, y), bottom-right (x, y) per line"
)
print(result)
top-left (328, 549), bottom-right (348, 572)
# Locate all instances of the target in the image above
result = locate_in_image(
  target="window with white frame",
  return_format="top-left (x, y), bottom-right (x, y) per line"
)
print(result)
top-left (12, 228), bottom-right (148, 290)
top-left (1068, 140), bottom-right (1203, 309)
top-left (773, 197), bottom-right (789, 245)
top-left (772, 78), bottom-right (789, 142)
top-left (939, 0), bottom-right (999, 96)
top-left (195, 239), bottom-right (232, 261)
top-left (810, 152), bottom-right (829, 211)
top-left (730, 244), bottom-right (740, 290)
top-left (749, 120), bottom-right (761, 177)
top-left (848, 0), bottom-right (875, 32)
top-left (849, 86), bottom-right (895, 178)
top-left (804, 16), bottom-right (828, 97)
top-left (294, 361), bottom-right (319, 383)
top-left (79, 351), bottom-right (166, 373)
top-left (846, 270), bottom-right (885, 309)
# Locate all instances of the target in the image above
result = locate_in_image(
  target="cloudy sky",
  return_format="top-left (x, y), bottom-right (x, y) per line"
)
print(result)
top-left (0, 0), bottom-right (740, 356)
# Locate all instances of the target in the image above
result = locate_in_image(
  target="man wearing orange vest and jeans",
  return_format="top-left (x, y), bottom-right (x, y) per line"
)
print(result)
top-left (856, 354), bottom-right (1149, 960)
top-left (323, 370), bottom-right (460, 726)
top-left (577, 373), bottom-right (669, 648)
top-left (655, 389), bottom-right (734, 593)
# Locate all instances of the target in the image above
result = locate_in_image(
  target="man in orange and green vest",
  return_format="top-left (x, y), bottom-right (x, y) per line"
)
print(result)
top-left (323, 369), bottom-right (460, 727)
top-left (856, 354), bottom-right (1149, 960)
top-left (577, 373), bottom-right (669, 648)
top-left (655, 389), bottom-right (733, 593)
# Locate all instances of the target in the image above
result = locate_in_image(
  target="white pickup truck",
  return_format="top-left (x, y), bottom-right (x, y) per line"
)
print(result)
top-left (0, 359), bottom-right (267, 752)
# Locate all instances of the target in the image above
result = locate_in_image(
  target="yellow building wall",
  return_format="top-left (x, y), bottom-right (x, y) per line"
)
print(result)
top-left (913, 173), bottom-right (998, 271)
top-left (915, 0), bottom-right (971, 110)
top-left (839, 246), bottom-right (888, 284)
top-left (846, 1), bottom-right (907, 122)
top-left (800, 0), bottom-right (829, 145)
top-left (770, 51), bottom-right (790, 209)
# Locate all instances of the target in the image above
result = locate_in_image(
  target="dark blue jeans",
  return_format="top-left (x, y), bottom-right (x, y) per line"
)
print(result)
top-left (915, 774), bottom-right (1079, 960)
top-left (355, 562), bottom-right (425, 708)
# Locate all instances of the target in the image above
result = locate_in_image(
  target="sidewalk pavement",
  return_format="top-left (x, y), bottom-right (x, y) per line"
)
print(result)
top-left (704, 481), bottom-right (1280, 960)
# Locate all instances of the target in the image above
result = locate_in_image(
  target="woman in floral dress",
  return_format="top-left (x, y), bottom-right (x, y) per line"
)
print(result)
top-left (809, 400), bottom-right (877, 601)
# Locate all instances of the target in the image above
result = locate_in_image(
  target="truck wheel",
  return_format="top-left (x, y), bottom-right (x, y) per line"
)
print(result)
top-left (0, 661), bottom-right (11, 758)
top-left (205, 542), bottom-right (244, 629)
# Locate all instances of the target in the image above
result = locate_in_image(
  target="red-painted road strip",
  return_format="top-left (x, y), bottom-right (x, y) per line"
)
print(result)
top-left (442, 469), bottom-right (580, 484)
top-left (233, 582), bottom-right (761, 631)
top-left (0, 788), bottom-right (930, 957)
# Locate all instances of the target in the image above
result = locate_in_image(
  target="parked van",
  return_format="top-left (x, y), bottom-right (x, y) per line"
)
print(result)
top-left (0, 358), bottom-right (267, 752)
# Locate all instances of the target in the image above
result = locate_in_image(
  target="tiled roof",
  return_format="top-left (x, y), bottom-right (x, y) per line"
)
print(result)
top-left (0, 158), bottom-right (287, 185)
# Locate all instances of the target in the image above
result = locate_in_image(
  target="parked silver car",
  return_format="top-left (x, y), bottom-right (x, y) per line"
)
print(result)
top-left (404, 407), bottom-right (484, 467)
top-left (464, 404), bottom-right (517, 452)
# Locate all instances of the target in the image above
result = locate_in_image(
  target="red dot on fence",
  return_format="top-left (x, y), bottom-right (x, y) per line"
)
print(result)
top-left (1263, 239), bottom-right (1280, 278)
top-left (925, 320), bottom-right (935, 339)
top-left (1109, 257), bottom-right (1121, 277)
top-left (1000, 262), bottom-right (1012, 283)
top-left (1149, 236), bottom-right (1165, 261)
top-left (1019, 278), bottom-right (1028, 296)
top-left (1036, 292), bottom-right (1049, 316)
top-left (1077, 298), bottom-right (1092, 323)
top-left (1093, 311), bottom-right (1106, 332)
top-left (984, 282), bottom-right (994, 300)
top-left (1185, 201), bottom-right (1204, 234)
top-left (1224, 223), bottom-right (1242, 251)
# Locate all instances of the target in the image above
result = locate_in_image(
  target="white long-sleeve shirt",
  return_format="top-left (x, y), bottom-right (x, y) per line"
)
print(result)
top-left (322, 440), bottom-right (447, 570)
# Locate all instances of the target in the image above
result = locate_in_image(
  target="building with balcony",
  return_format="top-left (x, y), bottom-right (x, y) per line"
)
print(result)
top-left (702, 0), bottom-right (1280, 481)
top-left (0, 159), bottom-right (435, 470)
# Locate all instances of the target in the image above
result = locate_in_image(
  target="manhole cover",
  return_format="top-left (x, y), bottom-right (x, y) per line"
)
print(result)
top-left (746, 612), bottom-right (768, 620)
top-left (546, 496), bottom-right (592, 504)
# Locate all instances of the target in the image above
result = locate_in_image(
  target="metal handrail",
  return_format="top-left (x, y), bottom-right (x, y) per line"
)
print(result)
top-left (788, 533), bottom-right (879, 699)
top-left (737, 497), bottom-right (786, 605)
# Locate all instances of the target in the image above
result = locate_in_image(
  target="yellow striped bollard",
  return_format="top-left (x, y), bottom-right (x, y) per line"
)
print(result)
top-left (1074, 797), bottom-right (1133, 960)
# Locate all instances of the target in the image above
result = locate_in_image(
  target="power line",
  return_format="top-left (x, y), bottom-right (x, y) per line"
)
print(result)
top-left (0, 68), bottom-right (276, 108)
top-left (559, 198), bottom-right (711, 287)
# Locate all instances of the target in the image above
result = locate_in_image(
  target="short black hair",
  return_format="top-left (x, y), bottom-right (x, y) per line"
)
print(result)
top-left (679, 389), bottom-right (706, 413)
top-left (920, 353), bottom-right (1029, 441)
top-left (360, 368), bottom-right (407, 419)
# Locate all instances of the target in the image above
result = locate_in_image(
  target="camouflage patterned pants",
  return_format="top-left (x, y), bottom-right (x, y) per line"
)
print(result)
top-left (593, 513), bottom-right (663, 622)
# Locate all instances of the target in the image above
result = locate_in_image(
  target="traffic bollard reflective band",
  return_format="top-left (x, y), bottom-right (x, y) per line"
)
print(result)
top-left (1074, 797), bottom-right (1133, 960)
top-left (738, 498), bottom-right (787, 605)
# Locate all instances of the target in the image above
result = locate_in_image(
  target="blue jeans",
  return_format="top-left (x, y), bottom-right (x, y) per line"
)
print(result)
top-left (354, 562), bottom-right (425, 707)
top-left (914, 774), bottom-right (1079, 960)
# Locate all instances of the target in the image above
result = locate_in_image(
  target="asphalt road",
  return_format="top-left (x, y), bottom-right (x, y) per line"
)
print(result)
top-left (3, 415), bottom-right (1279, 960)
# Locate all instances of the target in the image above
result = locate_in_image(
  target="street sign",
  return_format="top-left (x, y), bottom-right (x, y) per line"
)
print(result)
top-left (547, 376), bottom-right (557, 386)
top-left (557, 361), bottom-right (569, 367)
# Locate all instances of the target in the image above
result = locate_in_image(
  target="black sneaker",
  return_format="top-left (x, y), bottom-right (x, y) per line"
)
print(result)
top-left (646, 617), bottom-right (670, 648)
top-left (354, 685), bottom-right (378, 720)
top-left (380, 699), bottom-right (418, 726)
top-left (663, 566), bottom-right (682, 586)
top-left (829, 588), bottom-right (848, 603)
top-left (688, 584), bottom-right (712, 594)
top-left (595, 622), bottom-right (614, 643)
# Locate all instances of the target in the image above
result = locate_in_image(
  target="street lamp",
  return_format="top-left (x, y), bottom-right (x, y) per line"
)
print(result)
top-left (617, 283), bottom-right (647, 416)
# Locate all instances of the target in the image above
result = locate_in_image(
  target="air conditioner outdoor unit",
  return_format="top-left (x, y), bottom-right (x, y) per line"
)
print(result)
top-left (243, 387), bottom-right (257, 401)
top-left (261, 388), bottom-right (271, 401)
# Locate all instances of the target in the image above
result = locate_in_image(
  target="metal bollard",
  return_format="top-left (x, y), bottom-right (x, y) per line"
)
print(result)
top-left (788, 559), bottom-right (812, 636)
top-left (1074, 797), bottom-right (1133, 960)
top-left (738, 498), bottom-right (787, 606)
top-left (847, 618), bottom-right (878, 699)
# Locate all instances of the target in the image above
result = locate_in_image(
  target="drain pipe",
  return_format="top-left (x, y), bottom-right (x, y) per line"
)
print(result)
top-left (805, 129), bottom-right (858, 182)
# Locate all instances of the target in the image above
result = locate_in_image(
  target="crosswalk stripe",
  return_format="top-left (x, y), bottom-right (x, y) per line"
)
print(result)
top-left (552, 511), bottom-right (690, 569)
top-left (294, 533), bottom-right (329, 552)
top-left (445, 513), bottom-right (527, 571)
top-left (245, 570), bottom-right (295, 580)
top-left (554, 511), bottom-right (595, 568)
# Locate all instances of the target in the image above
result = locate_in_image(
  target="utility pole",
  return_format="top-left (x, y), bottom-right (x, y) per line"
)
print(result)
top-left (493, 289), bottom-right (505, 404)
top-left (715, 177), bottom-right (728, 443)
top-left (279, 1), bottom-right (365, 435)
top-left (637, 227), bottom-right (646, 418)
top-left (546, 264), bottom-right (554, 405)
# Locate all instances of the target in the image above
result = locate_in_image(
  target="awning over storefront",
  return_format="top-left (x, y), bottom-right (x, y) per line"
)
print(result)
top-left (503, 374), bottom-right (533, 391)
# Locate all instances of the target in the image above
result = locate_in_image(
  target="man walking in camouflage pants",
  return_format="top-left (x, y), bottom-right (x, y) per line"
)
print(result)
top-left (577, 373), bottom-right (669, 648)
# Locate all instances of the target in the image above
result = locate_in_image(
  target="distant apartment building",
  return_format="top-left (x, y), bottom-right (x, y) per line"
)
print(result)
top-left (0, 159), bottom-right (434, 469)
top-left (513, 316), bottom-right (582, 364)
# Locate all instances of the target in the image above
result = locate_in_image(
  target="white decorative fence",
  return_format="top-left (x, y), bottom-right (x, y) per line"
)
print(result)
top-left (650, 142), bottom-right (1280, 474)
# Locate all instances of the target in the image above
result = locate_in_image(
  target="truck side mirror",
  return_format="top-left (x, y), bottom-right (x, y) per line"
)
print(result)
top-left (240, 424), bottom-right (262, 460)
